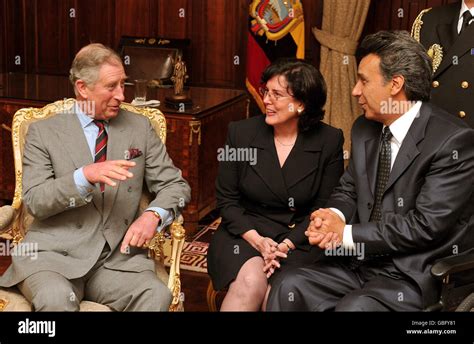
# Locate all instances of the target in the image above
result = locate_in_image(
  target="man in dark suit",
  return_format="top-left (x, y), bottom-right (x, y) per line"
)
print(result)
top-left (412, 0), bottom-right (474, 127)
top-left (266, 31), bottom-right (474, 311)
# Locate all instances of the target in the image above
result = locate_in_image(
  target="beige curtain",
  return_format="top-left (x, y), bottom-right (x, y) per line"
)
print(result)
top-left (313, 0), bottom-right (371, 157)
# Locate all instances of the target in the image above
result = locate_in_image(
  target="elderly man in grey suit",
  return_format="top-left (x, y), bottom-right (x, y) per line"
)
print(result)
top-left (267, 31), bottom-right (474, 311)
top-left (0, 43), bottom-right (191, 311)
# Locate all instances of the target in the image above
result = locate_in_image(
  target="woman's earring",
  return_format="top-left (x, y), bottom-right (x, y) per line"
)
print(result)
top-left (297, 108), bottom-right (303, 115)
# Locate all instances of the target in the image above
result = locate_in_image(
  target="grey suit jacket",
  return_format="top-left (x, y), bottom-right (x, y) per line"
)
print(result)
top-left (327, 103), bottom-right (474, 307)
top-left (0, 109), bottom-right (191, 287)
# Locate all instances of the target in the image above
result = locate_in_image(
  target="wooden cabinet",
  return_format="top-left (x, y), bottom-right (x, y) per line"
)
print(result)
top-left (0, 73), bottom-right (249, 236)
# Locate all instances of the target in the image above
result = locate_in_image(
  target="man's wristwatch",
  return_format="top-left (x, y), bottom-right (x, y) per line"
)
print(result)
top-left (147, 210), bottom-right (162, 226)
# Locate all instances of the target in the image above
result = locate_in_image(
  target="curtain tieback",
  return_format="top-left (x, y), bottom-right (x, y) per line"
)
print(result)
top-left (312, 28), bottom-right (358, 55)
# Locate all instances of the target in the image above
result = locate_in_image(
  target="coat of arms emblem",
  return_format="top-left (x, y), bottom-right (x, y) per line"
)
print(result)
top-left (250, 0), bottom-right (304, 41)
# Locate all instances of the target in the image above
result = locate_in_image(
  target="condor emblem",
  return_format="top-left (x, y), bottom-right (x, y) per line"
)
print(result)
top-left (250, 0), bottom-right (304, 41)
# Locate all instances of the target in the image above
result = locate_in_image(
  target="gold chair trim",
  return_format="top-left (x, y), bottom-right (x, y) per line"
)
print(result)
top-left (0, 298), bottom-right (8, 311)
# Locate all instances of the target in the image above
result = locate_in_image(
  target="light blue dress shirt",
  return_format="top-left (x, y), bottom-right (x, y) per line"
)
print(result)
top-left (72, 105), bottom-right (172, 232)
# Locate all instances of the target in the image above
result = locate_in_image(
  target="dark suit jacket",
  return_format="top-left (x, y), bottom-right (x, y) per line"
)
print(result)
top-left (415, 2), bottom-right (474, 127)
top-left (327, 103), bottom-right (474, 307)
top-left (217, 115), bottom-right (344, 250)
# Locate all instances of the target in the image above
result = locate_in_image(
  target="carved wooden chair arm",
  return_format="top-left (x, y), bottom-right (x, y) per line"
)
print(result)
top-left (148, 214), bottom-right (185, 311)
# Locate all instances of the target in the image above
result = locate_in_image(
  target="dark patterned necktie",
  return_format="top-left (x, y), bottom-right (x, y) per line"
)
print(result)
top-left (94, 120), bottom-right (107, 192)
top-left (460, 11), bottom-right (473, 35)
top-left (369, 127), bottom-right (393, 222)
top-left (347, 127), bottom-right (393, 270)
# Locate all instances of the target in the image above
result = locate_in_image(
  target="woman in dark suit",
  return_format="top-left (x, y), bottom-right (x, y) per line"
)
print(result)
top-left (207, 58), bottom-right (344, 311)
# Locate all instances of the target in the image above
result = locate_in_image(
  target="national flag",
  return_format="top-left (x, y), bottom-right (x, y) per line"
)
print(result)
top-left (246, 0), bottom-right (305, 112)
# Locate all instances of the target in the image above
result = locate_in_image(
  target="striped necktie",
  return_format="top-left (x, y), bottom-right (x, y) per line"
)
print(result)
top-left (94, 120), bottom-right (107, 192)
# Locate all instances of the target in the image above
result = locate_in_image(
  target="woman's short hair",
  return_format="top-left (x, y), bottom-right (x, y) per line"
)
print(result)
top-left (261, 58), bottom-right (327, 132)
top-left (69, 43), bottom-right (123, 95)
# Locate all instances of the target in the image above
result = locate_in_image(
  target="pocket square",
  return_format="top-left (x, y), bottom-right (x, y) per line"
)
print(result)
top-left (125, 148), bottom-right (143, 160)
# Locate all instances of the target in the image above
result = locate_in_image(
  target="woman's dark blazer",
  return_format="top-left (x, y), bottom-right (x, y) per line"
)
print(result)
top-left (207, 115), bottom-right (344, 290)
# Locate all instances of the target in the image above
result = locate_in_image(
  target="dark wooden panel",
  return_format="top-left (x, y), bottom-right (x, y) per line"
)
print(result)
top-left (34, 0), bottom-right (73, 74)
top-left (0, 0), bottom-right (5, 72)
top-left (157, 0), bottom-right (190, 39)
top-left (189, 0), bottom-right (206, 87)
top-left (115, 0), bottom-right (154, 45)
top-left (390, 0), bottom-right (404, 30)
top-left (0, 104), bottom-right (15, 200)
top-left (406, 0), bottom-right (429, 29)
top-left (4, 0), bottom-right (27, 73)
top-left (5, 0), bottom-right (98, 75)
top-left (23, 0), bottom-right (35, 73)
top-left (234, 0), bottom-right (250, 89)
top-left (301, 0), bottom-right (324, 67)
top-left (73, 0), bottom-right (115, 52)
top-left (364, 0), bottom-right (459, 35)
top-left (192, 0), bottom-right (247, 88)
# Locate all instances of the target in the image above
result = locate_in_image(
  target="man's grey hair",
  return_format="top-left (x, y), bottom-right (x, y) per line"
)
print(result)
top-left (69, 43), bottom-right (123, 95)
top-left (356, 30), bottom-right (432, 101)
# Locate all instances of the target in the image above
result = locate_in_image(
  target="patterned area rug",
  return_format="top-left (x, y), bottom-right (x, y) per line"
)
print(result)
top-left (164, 217), bottom-right (221, 273)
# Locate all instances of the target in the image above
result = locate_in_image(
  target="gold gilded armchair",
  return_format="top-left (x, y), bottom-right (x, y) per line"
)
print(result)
top-left (0, 99), bottom-right (185, 311)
